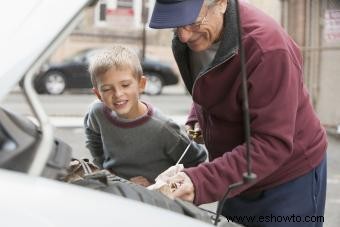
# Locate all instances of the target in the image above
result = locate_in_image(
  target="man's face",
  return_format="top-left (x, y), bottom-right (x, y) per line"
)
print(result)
top-left (175, 1), bottom-right (226, 52)
top-left (93, 68), bottom-right (146, 119)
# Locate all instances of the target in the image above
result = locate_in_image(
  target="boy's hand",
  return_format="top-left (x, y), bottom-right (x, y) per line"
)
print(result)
top-left (185, 122), bottom-right (204, 144)
top-left (130, 176), bottom-right (151, 187)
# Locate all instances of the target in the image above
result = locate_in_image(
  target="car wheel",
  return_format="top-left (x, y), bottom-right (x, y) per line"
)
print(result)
top-left (42, 71), bottom-right (66, 95)
top-left (34, 79), bottom-right (45, 94)
top-left (145, 73), bottom-right (163, 95)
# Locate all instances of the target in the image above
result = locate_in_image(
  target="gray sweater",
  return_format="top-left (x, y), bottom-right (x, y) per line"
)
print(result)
top-left (84, 101), bottom-right (207, 182)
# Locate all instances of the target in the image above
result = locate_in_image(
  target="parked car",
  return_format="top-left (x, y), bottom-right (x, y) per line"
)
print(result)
top-left (34, 48), bottom-right (179, 95)
top-left (0, 0), bottom-right (237, 226)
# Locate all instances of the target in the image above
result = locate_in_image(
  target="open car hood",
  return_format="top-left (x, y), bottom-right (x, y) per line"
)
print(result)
top-left (0, 0), bottom-right (92, 101)
top-left (0, 169), bottom-right (212, 227)
top-left (0, 1), bottom-right (237, 226)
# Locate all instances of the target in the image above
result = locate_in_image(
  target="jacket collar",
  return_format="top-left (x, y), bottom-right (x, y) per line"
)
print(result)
top-left (172, 0), bottom-right (239, 92)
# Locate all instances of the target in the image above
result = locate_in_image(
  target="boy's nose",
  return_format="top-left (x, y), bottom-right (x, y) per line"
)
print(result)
top-left (114, 88), bottom-right (124, 97)
top-left (176, 28), bottom-right (193, 43)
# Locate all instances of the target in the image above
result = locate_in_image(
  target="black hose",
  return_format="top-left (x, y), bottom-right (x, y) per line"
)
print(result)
top-left (213, 0), bottom-right (256, 224)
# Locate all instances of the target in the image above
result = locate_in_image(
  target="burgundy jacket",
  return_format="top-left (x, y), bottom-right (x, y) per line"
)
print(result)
top-left (172, 0), bottom-right (327, 205)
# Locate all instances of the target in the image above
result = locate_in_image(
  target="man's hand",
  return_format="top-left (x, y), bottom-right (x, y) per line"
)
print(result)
top-left (167, 172), bottom-right (195, 202)
top-left (155, 164), bottom-right (184, 181)
top-left (130, 176), bottom-right (151, 187)
top-left (147, 166), bottom-right (195, 202)
top-left (147, 164), bottom-right (184, 191)
top-left (185, 122), bottom-right (204, 144)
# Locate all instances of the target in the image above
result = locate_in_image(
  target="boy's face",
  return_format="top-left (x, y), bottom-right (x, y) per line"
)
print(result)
top-left (93, 68), bottom-right (146, 119)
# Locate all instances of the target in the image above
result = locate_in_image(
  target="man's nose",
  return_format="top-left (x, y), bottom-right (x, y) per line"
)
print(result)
top-left (176, 28), bottom-right (193, 43)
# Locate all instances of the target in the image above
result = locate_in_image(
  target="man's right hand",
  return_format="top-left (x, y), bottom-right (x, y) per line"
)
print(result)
top-left (185, 122), bottom-right (204, 144)
top-left (167, 172), bottom-right (195, 202)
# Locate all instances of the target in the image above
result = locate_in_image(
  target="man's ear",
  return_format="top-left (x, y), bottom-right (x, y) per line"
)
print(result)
top-left (139, 75), bottom-right (147, 93)
top-left (92, 87), bottom-right (102, 101)
top-left (216, 0), bottom-right (228, 14)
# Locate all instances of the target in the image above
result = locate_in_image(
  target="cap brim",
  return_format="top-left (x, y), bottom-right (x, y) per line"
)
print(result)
top-left (149, 0), bottom-right (204, 29)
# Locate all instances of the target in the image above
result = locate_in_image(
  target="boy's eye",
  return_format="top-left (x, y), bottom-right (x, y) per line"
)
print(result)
top-left (101, 88), bottom-right (112, 92)
top-left (122, 84), bottom-right (130, 88)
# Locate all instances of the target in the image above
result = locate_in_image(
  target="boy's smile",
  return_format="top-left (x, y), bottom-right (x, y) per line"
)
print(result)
top-left (114, 100), bottom-right (128, 109)
top-left (93, 68), bottom-right (147, 119)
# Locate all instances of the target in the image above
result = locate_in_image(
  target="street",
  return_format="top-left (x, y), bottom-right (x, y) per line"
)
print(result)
top-left (2, 87), bottom-right (340, 226)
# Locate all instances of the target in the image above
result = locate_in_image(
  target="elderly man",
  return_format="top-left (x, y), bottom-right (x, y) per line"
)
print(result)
top-left (149, 0), bottom-right (327, 226)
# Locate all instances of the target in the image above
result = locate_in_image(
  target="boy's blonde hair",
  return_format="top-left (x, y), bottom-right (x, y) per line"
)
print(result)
top-left (88, 45), bottom-right (143, 88)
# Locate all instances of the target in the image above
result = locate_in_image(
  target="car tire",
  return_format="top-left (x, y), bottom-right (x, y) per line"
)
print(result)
top-left (34, 80), bottom-right (45, 94)
top-left (42, 71), bottom-right (66, 95)
top-left (145, 73), bottom-right (163, 96)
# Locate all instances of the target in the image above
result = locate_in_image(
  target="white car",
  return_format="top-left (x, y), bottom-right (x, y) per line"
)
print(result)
top-left (0, 1), bottom-right (239, 226)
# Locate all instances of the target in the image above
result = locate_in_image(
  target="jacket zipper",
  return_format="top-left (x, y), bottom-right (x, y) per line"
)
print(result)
top-left (191, 51), bottom-right (237, 95)
top-left (191, 51), bottom-right (237, 147)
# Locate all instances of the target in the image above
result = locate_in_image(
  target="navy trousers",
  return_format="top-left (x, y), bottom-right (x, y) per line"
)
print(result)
top-left (222, 156), bottom-right (327, 227)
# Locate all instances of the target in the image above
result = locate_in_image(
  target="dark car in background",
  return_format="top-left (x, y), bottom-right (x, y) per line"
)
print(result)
top-left (34, 48), bottom-right (179, 95)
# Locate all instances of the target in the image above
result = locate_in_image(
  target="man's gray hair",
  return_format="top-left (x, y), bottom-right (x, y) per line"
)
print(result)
top-left (88, 45), bottom-right (143, 88)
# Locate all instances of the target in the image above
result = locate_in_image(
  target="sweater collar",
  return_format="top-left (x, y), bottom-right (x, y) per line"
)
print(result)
top-left (103, 102), bottom-right (153, 128)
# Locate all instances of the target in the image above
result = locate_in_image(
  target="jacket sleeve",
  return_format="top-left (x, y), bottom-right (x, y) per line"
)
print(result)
top-left (186, 103), bottom-right (198, 126)
top-left (184, 50), bottom-right (303, 205)
top-left (162, 120), bottom-right (207, 167)
top-left (84, 111), bottom-right (104, 168)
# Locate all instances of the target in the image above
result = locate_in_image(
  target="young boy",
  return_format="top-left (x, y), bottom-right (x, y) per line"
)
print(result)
top-left (84, 45), bottom-right (206, 187)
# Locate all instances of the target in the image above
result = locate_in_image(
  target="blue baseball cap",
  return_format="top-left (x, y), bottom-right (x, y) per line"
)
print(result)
top-left (150, 0), bottom-right (204, 29)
